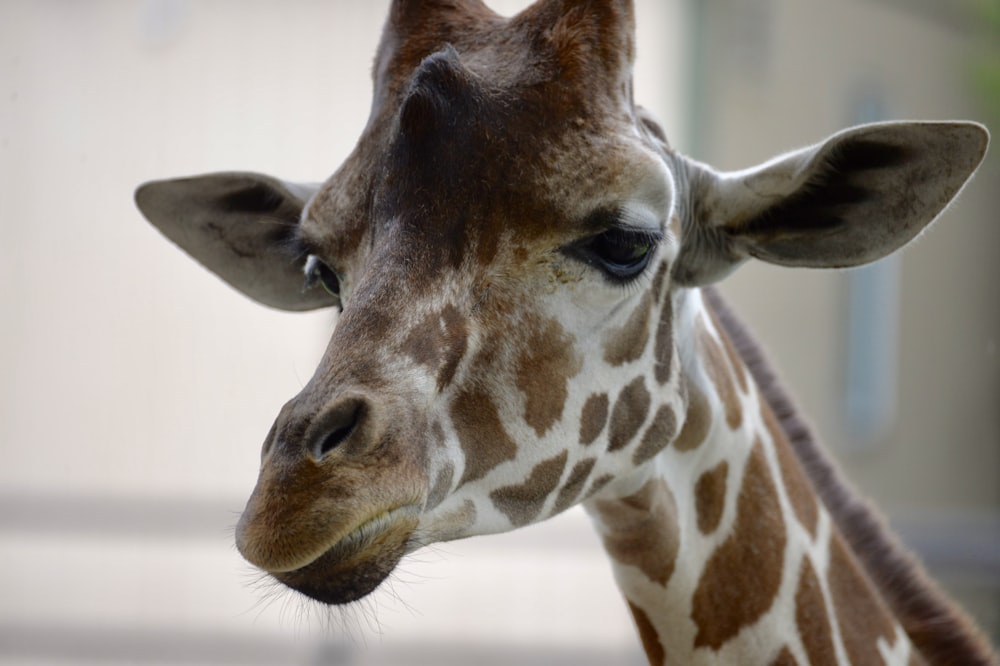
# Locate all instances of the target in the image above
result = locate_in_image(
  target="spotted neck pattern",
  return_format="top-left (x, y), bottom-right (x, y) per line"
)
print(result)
top-left (585, 286), bottom-right (918, 665)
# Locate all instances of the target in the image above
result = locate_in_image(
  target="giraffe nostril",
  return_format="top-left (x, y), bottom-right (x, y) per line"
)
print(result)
top-left (318, 422), bottom-right (355, 457)
top-left (311, 398), bottom-right (365, 459)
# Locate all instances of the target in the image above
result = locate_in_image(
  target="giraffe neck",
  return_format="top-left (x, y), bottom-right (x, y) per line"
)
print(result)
top-left (584, 287), bottom-right (917, 666)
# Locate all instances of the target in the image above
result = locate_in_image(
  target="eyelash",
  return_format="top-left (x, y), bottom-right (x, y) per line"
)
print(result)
top-left (567, 226), bottom-right (662, 283)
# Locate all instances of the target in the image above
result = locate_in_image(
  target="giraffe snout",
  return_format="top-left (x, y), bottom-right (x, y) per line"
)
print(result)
top-left (236, 388), bottom-right (430, 603)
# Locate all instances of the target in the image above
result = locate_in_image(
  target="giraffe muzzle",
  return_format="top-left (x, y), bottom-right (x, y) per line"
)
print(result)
top-left (235, 391), bottom-right (430, 604)
top-left (270, 504), bottom-right (421, 604)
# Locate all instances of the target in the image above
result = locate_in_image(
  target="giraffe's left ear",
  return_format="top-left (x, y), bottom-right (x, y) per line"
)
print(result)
top-left (671, 121), bottom-right (990, 286)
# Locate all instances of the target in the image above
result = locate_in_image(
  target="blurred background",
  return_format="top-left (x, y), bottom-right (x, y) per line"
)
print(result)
top-left (0, 1), bottom-right (996, 664)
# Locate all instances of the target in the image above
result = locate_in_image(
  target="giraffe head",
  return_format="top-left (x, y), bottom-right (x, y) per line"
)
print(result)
top-left (135, 0), bottom-right (988, 605)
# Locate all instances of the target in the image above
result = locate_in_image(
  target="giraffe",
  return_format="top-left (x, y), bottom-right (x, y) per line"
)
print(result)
top-left (134, 0), bottom-right (996, 663)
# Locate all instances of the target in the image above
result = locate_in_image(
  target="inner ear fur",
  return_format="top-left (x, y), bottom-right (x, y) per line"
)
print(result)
top-left (135, 172), bottom-right (336, 311)
top-left (673, 121), bottom-right (990, 286)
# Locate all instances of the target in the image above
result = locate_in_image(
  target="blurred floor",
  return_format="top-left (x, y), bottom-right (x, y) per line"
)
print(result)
top-left (0, 495), bottom-right (644, 665)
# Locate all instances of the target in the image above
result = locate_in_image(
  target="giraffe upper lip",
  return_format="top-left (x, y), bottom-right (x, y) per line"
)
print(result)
top-left (276, 503), bottom-right (422, 574)
top-left (271, 504), bottom-right (422, 605)
top-left (324, 504), bottom-right (421, 559)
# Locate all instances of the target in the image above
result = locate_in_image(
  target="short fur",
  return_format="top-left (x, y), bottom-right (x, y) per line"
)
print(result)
top-left (703, 286), bottom-right (998, 665)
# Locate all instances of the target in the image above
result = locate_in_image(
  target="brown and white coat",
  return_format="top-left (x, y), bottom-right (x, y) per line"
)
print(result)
top-left (135, 1), bottom-right (995, 663)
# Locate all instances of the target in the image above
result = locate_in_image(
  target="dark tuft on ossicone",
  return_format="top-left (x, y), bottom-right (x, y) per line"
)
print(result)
top-left (399, 45), bottom-right (483, 140)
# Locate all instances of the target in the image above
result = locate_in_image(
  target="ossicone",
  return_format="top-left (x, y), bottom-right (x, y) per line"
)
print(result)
top-left (399, 46), bottom-right (484, 139)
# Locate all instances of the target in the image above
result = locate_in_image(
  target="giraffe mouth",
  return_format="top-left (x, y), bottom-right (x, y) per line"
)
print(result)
top-left (271, 504), bottom-right (421, 605)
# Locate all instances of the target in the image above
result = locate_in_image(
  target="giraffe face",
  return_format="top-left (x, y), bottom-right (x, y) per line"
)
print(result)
top-left (135, 0), bottom-right (990, 612)
top-left (230, 2), bottom-right (688, 604)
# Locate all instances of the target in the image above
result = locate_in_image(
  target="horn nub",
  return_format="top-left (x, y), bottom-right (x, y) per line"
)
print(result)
top-left (399, 46), bottom-right (481, 140)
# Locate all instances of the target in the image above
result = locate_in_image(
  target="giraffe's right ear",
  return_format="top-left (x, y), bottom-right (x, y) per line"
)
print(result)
top-left (135, 172), bottom-right (338, 311)
top-left (671, 121), bottom-right (990, 286)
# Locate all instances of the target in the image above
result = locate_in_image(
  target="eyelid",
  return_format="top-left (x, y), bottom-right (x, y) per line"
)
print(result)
top-left (579, 225), bottom-right (664, 249)
top-left (303, 254), bottom-right (341, 296)
top-left (302, 254), bottom-right (319, 284)
top-left (613, 226), bottom-right (663, 244)
top-left (584, 203), bottom-right (663, 234)
top-left (617, 201), bottom-right (663, 234)
top-left (303, 254), bottom-right (323, 288)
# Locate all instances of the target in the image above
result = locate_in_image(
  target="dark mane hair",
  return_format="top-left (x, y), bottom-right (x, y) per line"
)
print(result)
top-left (702, 286), bottom-right (998, 666)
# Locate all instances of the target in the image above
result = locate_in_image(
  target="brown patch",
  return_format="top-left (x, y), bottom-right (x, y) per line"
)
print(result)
top-left (692, 442), bottom-right (786, 649)
top-left (653, 291), bottom-right (674, 384)
top-left (608, 377), bottom-right (651, 452)
top-left (603, 291), bottom-right (654, 365)
top-left (401, 311), bottom-right (440, 366)
top-left (694, 461), bottom-right (728, 535)
top-left (632, 404), bottom-right (677, 465)
top-left (668, 214), bottom-right (682, 240)
top-left (425, 463), bottom-right (454, 511)
top-left (489, 451), bottom-right (568, 526)
top-left (402, 304), bottom-right (468, 390)
top-left (765, 406), bottom-right (819, 538)
top-left (451, 387), bottom-right (518, 487)
top-left (628, 600), bottom-right (667, 666)
top-left (827, 533), bottom-right (898, 666)
top-left (586, 473), bottom-right (614, 499)
top-left (593, 478), bottom-right (679, 586)
top-left (708, 306), bottom-right (748, 393)
top-left (431, 420), bottom-right (446, 449)
top-left (796, 559), bottom-right (838, 666)
top-left (770, 647), bottom-right (798, 666)
top-left (579, 393), bottom-right (610, 446)
top-left (552, 457), bottom-right (596, 514)
top-left (651, 261), bottom-right (669, 299)
top-left (673, 383), bottom-right (711, 452)
top-left (516, 317), bottom-right (582, 436)
top-left (697, 315), bottom-right (742, 430)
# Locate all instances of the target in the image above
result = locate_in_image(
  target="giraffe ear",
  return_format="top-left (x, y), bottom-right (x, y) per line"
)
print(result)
top-left (672, 121), bottom-right (990, 286)
top-left (135, 172), bottom-right (337, 311)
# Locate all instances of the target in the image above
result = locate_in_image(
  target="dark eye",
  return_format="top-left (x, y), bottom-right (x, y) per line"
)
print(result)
top-left (570, 228), bottom-right (660, 281)
top-left (303, 255), bottom-right (341, 299)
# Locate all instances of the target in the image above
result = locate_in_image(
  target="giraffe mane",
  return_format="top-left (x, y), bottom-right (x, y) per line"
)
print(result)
top-left (701, 286), bottom-right (999, 666)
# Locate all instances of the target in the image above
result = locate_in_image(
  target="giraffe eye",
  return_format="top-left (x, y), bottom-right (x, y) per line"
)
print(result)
top-left (571, 228), bottom-right (661, 282)
top-left (303, 255), bottom-right (341, 299)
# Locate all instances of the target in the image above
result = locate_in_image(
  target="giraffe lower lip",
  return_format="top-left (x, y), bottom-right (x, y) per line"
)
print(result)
top-left (273, 505), bottom-right (420, 605)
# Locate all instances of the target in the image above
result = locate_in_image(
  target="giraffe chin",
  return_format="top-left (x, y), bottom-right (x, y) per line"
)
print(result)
top-left (271, 510), bottom-right (420, 605)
